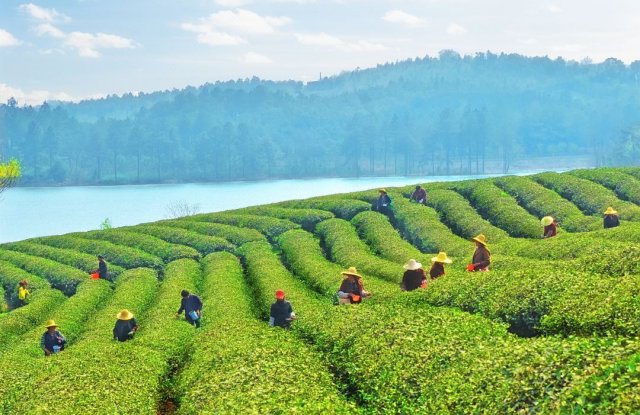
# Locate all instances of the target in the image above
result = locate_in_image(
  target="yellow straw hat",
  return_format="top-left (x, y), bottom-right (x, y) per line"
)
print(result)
top-left (541, 216), bottom-right (554, 226)
top-left (378, 188), bottom-right (387, 193)
top-left (341, 267), bottom-right (362, 279)
top-left (431, 252), bottom-right (453, 264)
top-left (403, 259), bottom-right (423, 270)
top-left (45, 320), bottom-right (58, 328)
top-left (472, 234), bottom-right (488, 246)
top-left (117, 309), bottom-right (134, 321)
top-left (604, 207), bottom-right (618, 215)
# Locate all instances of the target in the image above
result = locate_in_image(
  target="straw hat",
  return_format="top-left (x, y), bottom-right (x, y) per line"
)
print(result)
top-left (378, 188), bottom-right (387, 194)
top-left (431, 252), bottom-right (453, 264)
top-left (275, 290), bottom-right (285, 299)
top-left (117, 309), bottom-right (134, 321)
top-left (472, 234), bottom-right (488, 246)
top-left (403, 259), bottom-right (423, 270)
top-left (45, 320), bottom-right (58, 329)
top-left (341, 267), bottom-right (362, 278)
top-left (541, 216), bottom-right (554, 226)
top-left (604, 207), bottom-right (618, 215)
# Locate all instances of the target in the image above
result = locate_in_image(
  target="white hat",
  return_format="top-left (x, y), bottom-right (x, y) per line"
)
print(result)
top-left (403, 259), bottom-right (422, 271)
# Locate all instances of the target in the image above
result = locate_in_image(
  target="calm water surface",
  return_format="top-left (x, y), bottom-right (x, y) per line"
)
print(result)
top-left (0, 173), bottom-right (538, 243)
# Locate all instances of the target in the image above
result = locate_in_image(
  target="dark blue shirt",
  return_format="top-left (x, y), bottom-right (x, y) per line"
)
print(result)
top-left (98, 260), bottom-right (108, 279)
top-left (177, 295), bottom-right (203, 314)
top-left (270, 300), bottom-right (293, 328)
top-left (113, 318), bottom-right (137, 342)
top-left (41, 331), bottom-right (66, 352)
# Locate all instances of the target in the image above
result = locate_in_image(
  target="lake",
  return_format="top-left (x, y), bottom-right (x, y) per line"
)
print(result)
top-left (0, 173), bottom-right (537, 243)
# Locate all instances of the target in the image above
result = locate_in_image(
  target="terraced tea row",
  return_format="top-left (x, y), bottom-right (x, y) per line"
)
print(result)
top-left (0, 167), bottom-right (639, 414)
top-left (238, 240), bottom-right (640, 414)
top-left (176, 252), bottom-right (357, 414)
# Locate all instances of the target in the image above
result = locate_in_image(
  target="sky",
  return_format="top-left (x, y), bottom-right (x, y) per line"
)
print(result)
top-left (1, 0), bottom-right (639, 105)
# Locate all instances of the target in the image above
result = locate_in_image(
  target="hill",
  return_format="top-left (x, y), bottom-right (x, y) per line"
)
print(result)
top-left (0, 166), bottom-right (639, 413)
top-left (2, 52), bottom-right (640, 186)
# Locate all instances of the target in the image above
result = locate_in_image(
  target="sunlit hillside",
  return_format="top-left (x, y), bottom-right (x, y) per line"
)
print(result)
top-left (1, 167), bottom-right (639, 414)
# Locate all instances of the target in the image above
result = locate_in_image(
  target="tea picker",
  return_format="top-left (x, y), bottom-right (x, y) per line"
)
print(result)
top-left (467, 234), bottom-right (491, 272)
top-left (176, 290), bottom-right (203, 328)
top-left (430, 252), bottom-right (452, 279)
top-left (17, 279), bottom-right (30, 305)
top-left (603, 207), bottom-right (620, 229)
top-left (113, 309), bottom-right (138, 342)
top-left (41, 320), bottom-right (66, 356)
top-left (336, 267), bottom-right (371, 304)
top-left (401, 259), bottom-right (427, 291)
top-left (541, 216), bottom-right (558, 238)
top-left (269, 290), bottom-right (296, 329)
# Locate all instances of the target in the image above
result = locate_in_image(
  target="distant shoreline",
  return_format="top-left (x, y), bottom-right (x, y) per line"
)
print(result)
top-left (12, 156), bottom-right (595, 189)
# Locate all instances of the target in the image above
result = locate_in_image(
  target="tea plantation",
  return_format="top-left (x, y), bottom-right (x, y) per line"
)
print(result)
top-left (1, 167), bottom-right (639, 414)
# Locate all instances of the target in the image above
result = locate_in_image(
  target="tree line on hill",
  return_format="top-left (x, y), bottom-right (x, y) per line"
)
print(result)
top-left (2, 50), bottom-right (640, 186)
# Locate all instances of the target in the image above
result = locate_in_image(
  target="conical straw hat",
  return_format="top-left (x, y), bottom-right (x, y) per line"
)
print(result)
top-left (472, 234), bottom-right (488, 246)
top-left (117, 309), bottom-right (134, 321)
top-left (431, 252), bottom-right (452, 264)
top-left (541, 216), bottom-right (554, 226)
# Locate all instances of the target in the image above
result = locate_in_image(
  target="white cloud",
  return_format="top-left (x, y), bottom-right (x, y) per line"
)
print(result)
top-left (64, 31), bottom-right (135, 58)
top-left (242, 51), bottom-right (273, 64)
top-left (383, 10), bottom-right (425, 27)
top-left (0, 83), bottom-right (78, 106)
top-left (0, 29), bottom-right (22, 47)
top-left (198, 31), bottom-right (247, 46)
top-left (447, 23), bottom-right (468, 36)
top-left (546, 4), bottom-right (563, 13)
top-left (180, 23), bottom-right (247, 45)
top-left (35, 23), bottom-right (65, 38)
top-left (206, 9), bottom-right (291, 34)
top-left (18, 3), bottom-right (71, 23)
top-left (216, 0), bottom-right (253, 6)
top-left (295, 32), bottom-right (387, 52)
top-left (182, 9), bottom-right (290, 46)
top-left (34, 22), bottom-right (136, 58)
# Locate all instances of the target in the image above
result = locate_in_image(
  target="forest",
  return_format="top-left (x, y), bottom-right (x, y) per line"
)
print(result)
top-left (2, 50), bottom-right (640, 186)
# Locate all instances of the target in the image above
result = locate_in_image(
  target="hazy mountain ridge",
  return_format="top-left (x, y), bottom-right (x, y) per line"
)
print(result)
top-left (2, 51), bottom-right (640, 186)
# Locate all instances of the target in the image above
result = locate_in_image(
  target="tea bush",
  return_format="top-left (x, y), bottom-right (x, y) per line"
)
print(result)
top-left (81, 228), bottom-right (201, 262)
top-left (161, 220), bottom-right (266, 244)
top-left (494, 175), bottom-right (600, 232)
top-left (238, 241), bottom-right (640, 413)
top-left (33, 234), bottom-right (164, 271)
top-left (391, 195), bottom-right (469, 257)
top-left (453, 180), bottom-right (541, 238)
top-left (128, 224), bottom-right (234, 255)
top-left (187, 212), bottom-right (299, 240)
top-left (533, 171), bottom-right (640, 220)
top-left (279, 197), bottom-right (371, 220)
top-left (425, 188), bottom-right (509, 241)
top-left (234, 206), bottom-right (334, 231)
top-left (2, 241), bottom-right (125, 277)
top-left (0, 249), bottom-right (87, 294)
top-left (175, 252), bottom-right (357, 414)
top-left (316, 218), bottom-right (403, 284)
top-left (0, 260), bottom-right (50, 298)
top-left (351, 211), bottom-right (432, 265)
top-left (0, 268), bottom-right (160, 414)
top-left (278, 228), bottom-right (398, 298)
top-left (571, 168), bottom-right (640, 206)
top-left (1, 167), bottom-right (640, 413)
top-left (0, 288), bottom-right (65, 351)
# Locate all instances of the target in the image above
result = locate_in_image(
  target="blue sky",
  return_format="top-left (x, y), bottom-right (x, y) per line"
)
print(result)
top-left (1, 0), bottom-right (639, 105)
